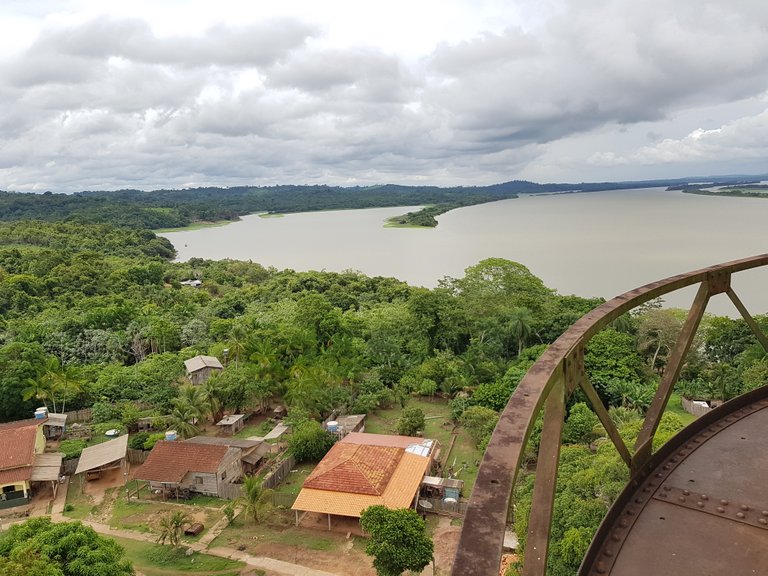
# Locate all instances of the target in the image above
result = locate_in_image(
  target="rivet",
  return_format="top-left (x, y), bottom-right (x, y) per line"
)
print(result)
top-left (697, 501), bottom-right (704, 508)
top-left (682, 490), bottom-right (690, 496)
top-left (708, 427), bottom-right (716, 432)
top-left (635, 497), bottom-right (644, 504)
top-left (619, 519), bottom-right (630, 528)
top-left (662, 465), bottom-right (670, 470)
top-left (716, 507), bottom-right (725, 513)
top-left (737, 512), bottom-right (745, 519)
top-left (692, 438), bottom-right (700, 443)
top-left (626, 508), bottom-right (635, 516)
top-left (678, 497), bottom-right (686, 503)
top-left (643, 487), bottom-right (651, 493)
top-left (658, 492), bottom-right (667, 499)
top-left (701, 495), bottom-right (708, 501)
top-left (670, 458), bottom-right (678, 463)
top-left (603, 549), bottom-right (614, 557)
top-left (596, 561), bottom-right (607, 574)
top-left (678, 450), bottom-right (686, 456)
top-left (762, 511), bottom-right (768, 517)
top-left (655, 473), bottom-right (663, 478)
top-left (720, 499), bottom-right (729, 506)
top-left (611, 533), bottom-right (621, 542)
top-left (741, 505), bottom-right (750, 511)
top-left (684, 443), bottom-right (692, 449)
top-left (663, 485), bottom-right (672, 492)
top-left (759, 519), bottom-right (767, 526)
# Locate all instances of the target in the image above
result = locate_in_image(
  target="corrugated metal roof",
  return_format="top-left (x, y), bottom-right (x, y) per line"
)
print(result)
top-left (74, 435), bottom-right (128, 475)
top-left (264, 424), bottom-right (289, 440)
top-left (186, 436), bottom-right (261, 450)
top-left (31, 453), bottom-right (63, 481)
top-left (216, 414), bottom-right (245, 426)
top-left (341, 432), bottom-right (428, 450)
top-left (184, 355), bottom-right (223, 373)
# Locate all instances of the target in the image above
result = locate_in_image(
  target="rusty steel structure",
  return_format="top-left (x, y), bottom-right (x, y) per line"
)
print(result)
top-left (451, 254), bottom-right (768, 576)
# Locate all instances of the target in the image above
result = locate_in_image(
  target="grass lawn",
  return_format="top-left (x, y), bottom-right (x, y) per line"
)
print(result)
top-left (110, 492), bottom-right (223, 540)
top-left (234, 421), bottom-right (274, 439)
top-left (366, 397), bottom-right (482, 495)
top-left (212, 512), bottom-right (341, 553)
top-left (271, 462), bottom-right (316, 496)
top-left (666, 392), bottom-right (698, 427)
top-left (62, 478), bottom-right (94, 520)
top-left (112, 536), bottom-right (251, 576)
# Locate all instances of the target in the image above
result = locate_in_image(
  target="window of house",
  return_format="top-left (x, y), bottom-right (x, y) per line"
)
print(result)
top-left (195, 476), bottom-right (203, 484)
top-left (221, 471), bottom-right (227, 480)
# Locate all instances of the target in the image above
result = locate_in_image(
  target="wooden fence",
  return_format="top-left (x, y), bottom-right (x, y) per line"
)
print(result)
top-left (218, 483), bottom-right (244, 500)
top-left (62, 458), bottom-right (79, 476)
top-left (417, 496), bottom-right (468, 517)
top-left (63, 408), bottom-right (92, 423)
top-left (126, 448), bottom-right (150, 465)
top-left (262, 455), bottom-right (297, 490)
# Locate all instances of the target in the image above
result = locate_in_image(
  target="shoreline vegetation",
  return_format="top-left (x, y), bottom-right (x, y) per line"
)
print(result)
top-left (0, 174), bottom-right (765, 233)
top-left (675, 184), bottom-right (768, 198)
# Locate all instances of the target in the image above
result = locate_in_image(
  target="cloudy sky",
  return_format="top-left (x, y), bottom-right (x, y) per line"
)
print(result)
top-left (2, 0), bottom-right (768, 192)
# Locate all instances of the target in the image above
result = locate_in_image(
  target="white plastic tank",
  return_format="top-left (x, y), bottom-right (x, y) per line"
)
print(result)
top-left (165, 430), bottom-right (178, 441)
top-left (326, 421), bottom-right (339, 433)
top-left (34, 407), bottom-right (48, 419)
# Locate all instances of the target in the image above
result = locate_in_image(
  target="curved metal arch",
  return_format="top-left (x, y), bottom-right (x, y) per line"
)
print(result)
top-left (451, 253), bottom-right (768, 575)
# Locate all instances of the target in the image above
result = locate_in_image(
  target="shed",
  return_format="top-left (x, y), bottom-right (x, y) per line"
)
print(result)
top-left (43, 413), bottom-right (67, 440)
top-left (264, 423), bottom-right (289, 442)
top-left (184, 355), bottom-right (223, 385)
top-left (31, 453), bottom-right (64, 498)
top-left (75, 434), bottom-right (129, 481)
top-left (327, 414), bottom-right (366, 437)
top-left (216, 414), bottom-right (245, 436)
top-left (421, 475), bottom-right (464, 499)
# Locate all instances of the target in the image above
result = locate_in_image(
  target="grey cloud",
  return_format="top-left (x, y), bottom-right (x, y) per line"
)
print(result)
top-left (424, 0), bottom-right (768, 150)
top-left (18, 16), bottom-right (316, 77)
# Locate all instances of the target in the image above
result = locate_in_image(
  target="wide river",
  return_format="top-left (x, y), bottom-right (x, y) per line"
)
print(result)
top-left (161, 188), bottom-right (768, 316)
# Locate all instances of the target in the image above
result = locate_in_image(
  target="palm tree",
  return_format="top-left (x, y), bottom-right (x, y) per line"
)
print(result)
top-left (238, 476), bottom-right (274, 524)
top-left (41, 357), bottom-right (84, 414)
top-left (200, 376), bottom-right (223, 423)
top-left (228, 324), bottom-right (248, 369)
top-left (157, 511), bottom-right (190, 548)
top-left (169, 397), bottom-right (201, 439)
top-left (508, 307), bottom-right (533, 357)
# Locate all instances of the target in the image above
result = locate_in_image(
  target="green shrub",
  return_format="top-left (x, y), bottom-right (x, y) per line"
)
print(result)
top-left (60, 439), bottom-right (87, 459)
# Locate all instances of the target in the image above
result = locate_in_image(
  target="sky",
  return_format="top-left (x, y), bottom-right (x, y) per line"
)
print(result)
top-left (2, 0), bottom-right (768, 192)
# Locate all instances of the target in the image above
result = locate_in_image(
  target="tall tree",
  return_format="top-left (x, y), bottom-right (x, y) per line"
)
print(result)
top-left (360, 506), bottom-right (433, 576)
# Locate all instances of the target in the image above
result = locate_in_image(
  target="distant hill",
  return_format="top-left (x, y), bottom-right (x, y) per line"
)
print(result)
top-left (1, 174), bottom-right (764, 230)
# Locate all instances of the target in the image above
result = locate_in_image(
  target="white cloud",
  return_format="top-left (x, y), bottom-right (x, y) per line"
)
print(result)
top-left (1, 1), bottom-right (768, 191)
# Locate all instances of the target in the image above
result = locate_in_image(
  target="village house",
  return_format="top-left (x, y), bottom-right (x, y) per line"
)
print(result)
top-left (215, 414), bottom-right (246, 435)
top-left (0, 417), bottom-right (64, 508)
top-left (186, 436), bottom-right (272, 475)
top-left (132, 440), bottom-right (242, 498)
top-left (292, 432), bottom-right (438, 530)
top-left (184, 354), bottom-right (223, 385)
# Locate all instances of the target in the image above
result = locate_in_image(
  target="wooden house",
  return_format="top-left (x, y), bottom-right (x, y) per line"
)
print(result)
top-left (0, 418), bottom-right (63, 508)
top-left (132, 441), bottom-right (241, 498)
top-left (216, 414), bottom-right (245, 436)
top-left (184, 355), bottom-right (223, 385)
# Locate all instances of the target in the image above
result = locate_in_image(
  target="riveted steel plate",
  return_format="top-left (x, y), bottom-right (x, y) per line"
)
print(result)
top-left (581, 399), bottom-right (768, 576)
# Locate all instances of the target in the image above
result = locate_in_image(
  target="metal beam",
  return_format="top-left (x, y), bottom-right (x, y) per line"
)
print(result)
top-left (633, 282), bottom-right (710, 469)
top-left (522, 376), bottom-right (566, 576)
top-left (727, 287), bottom-right (768, 353)
top-left (579, 371), bottom-right (633, 468)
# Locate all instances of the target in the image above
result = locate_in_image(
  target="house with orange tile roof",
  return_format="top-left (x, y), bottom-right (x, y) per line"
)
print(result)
top-left (292, 432), bottom-right (438, 529)
top-left (0, 417), bottom-right (63, 508)
top-left (131, 440), bottom-right (242, 499)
